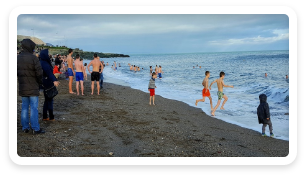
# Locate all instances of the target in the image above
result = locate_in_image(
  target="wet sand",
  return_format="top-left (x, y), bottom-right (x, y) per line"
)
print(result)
top-left (17, 77), bottom-right (289, 157)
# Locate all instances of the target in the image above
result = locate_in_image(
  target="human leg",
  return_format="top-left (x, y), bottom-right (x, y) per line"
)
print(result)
top-left (43, 94), bottom-right (49, 120)
top-left (99, 73), bottom-right (103, 88)
top-left (220, 94), bottom-right (228, 110)
top-left (153, 95), bottom-right (155, 105)
top-left (91, 81), bottom-right (94, 95)
top-left (208, 96), bottom-right (213, 111)
top-left (211, 100), bottom-right (221, 116)
top-left (47, 96), bottom-right (54, 120)
top-left (80, 81), bottom-right (84, 95)
top-left (195, 97), bottom-right (205, 106)
top-left (69, 76), bottom-right (74, 94)
top-left (261, 124), bottom-right (267, 136)
top-left (149, 96), bottom-right (152, 105)
top-left (21, 97), bottom-right (30, 131)
top-left (96, 81), bottom-right (100, 95)
top-left (268, 120), bottom-right (273, 134)
top-left (76, 81), bottom-right (79, 95)
top-left (29, 96), bottom-right (40, 131)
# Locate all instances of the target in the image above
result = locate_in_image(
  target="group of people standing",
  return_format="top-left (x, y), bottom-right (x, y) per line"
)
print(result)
top-left (17, 39), bottom-right (107, 134)
top-left (17, 39), bottom-right (59, 134)
top-left (128, 63), bottom-right (143, 72)
top-left (150, 65), bottom-right (163, 79)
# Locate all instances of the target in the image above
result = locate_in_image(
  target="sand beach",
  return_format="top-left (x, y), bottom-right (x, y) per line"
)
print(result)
top-left (17, 78), bottom-right (289, 157)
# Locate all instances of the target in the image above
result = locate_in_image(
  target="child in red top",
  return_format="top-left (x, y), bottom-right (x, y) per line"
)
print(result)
top-left (53, 64), bottom-right (62, 79)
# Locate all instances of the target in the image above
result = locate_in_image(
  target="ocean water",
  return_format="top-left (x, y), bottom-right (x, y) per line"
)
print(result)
top-left (83, 50), bottom-right (289, 141)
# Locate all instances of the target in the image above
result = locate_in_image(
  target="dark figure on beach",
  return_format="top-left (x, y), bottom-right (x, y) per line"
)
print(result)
top-left (286, 75), bottom-right (288, 79)
top-left (99, 61), bottom-right (105, 88)
top-left (54, 54), bottom-right (62, 70)
top-left (40, 49), bottom-right (60, 121)
top-left (17, 39), bottom-right (45, 134)
top-left (265, 73), bottom-right (268, 77)
top-left (257, 94), bottom-right (274, 137)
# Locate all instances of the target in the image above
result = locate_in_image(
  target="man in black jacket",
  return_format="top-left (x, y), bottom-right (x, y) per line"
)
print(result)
top-left (257, 94), bottom-right (274, 137)
top-left (17, 39), bottom-right (45, 134)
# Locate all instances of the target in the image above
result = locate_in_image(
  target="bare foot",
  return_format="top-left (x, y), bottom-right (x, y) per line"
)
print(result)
top-left (91, 93), bottom-right (93, 95)
top-left (211, 111), bottom-right (215, 116)
top-left (69, 92), bottom-right (76, 94)
top-left (220, 107), bottom-right (225, 110)
top-left (153, 103), bottom-right (155, 105)
top-left (195, 101), bottom-right (198, 106)
top-left (82, 94), bottom-right (84, 96)
top-left (149, 102), bottom-right (151, 105)
top-left (98, 93), bottom-right (100, 95)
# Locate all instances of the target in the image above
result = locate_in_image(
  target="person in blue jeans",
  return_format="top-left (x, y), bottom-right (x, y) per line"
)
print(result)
top-left (17, 39), bottom-right (45, 134)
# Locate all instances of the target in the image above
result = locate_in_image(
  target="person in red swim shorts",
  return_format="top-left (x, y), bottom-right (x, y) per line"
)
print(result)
top-left (195, 71), bottom-right (213, 111)
top-left (148, 72), bottom-right (157, 105)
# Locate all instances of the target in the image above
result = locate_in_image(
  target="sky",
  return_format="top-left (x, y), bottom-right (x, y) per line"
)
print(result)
top-left (17, 14), bottom-right (289, 54)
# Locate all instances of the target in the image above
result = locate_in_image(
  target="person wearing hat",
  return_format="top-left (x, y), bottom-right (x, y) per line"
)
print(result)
top-left (17, 39), bottom-right (45, 134)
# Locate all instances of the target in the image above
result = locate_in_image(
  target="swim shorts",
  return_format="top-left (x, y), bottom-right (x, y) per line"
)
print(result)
top-left (75, 72), bottom-right (84, 82)
top-left (217, 91), bottom-right (224, 100)
top-left (202, 88), bottom-right (210, 97)
top-left (158, 73), bottom-right (162, 78)
top-left (91, 72), bottom-right (100, 81)
top-left (149, 88), bottom-right (155, 96)
top-left (67, 68), bottom-right (74, 77)
top-left (115, 67), bottom-right (117, 70)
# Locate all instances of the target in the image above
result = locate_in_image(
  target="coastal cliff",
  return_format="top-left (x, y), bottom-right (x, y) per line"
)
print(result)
top-left (17, 35), bottom-right (130, 59)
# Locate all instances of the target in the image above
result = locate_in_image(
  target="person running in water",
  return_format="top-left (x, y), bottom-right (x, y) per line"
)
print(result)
top-left (195, 71), bottom-right (213, 111)
top-left (209, 71), bottom-right (234, 116)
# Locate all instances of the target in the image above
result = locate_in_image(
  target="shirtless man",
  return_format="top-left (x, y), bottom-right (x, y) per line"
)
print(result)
top-left (130, 65), bottom-right (133, 71)
top-left (74, 54), bottom-right (85, 95)
top-left (158, 65), bottom-right (164, 79)
top-left (67, 49), bottom-right (75, 94)
top-left (114, 61), bottom-right (117, 70)
top-left (195, 71), bottom-right (213, 111)
top-left (209, 71), bottom-right (234, 116)
top-left (134, 65), bottom-right (137, 72)
top-left (87, 54), bottom-right (103, 95)
top-left (155, 65), bottom-right (158, 73)
top-left (150, 66), bottom-right (153, 75)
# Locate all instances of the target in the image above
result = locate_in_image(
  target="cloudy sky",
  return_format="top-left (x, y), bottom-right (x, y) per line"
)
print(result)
top-left (17, 14), bottom-right (289, 54)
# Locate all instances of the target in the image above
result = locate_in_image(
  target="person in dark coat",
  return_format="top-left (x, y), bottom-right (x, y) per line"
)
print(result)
top-left (40, 49), bottom-right (59, 121)
top-left (17, 39), bottom-right (45, 134)
top-left (257, 94), bottom-right (274, 137)
top-left (54, 54), bottom-right (62, 70)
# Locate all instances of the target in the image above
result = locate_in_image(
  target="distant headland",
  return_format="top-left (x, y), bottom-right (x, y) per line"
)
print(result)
top-left (17, 35), bottom-right (130, 59)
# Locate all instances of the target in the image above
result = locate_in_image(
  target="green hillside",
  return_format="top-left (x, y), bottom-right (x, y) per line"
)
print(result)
top-left (17, 39), bottom-right (130, 59)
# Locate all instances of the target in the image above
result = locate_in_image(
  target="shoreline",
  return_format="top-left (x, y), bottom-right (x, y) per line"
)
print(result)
top-left (99, 74), bottom-right (289, 141)
top-left (17, 78), bottom-right (289, 157)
